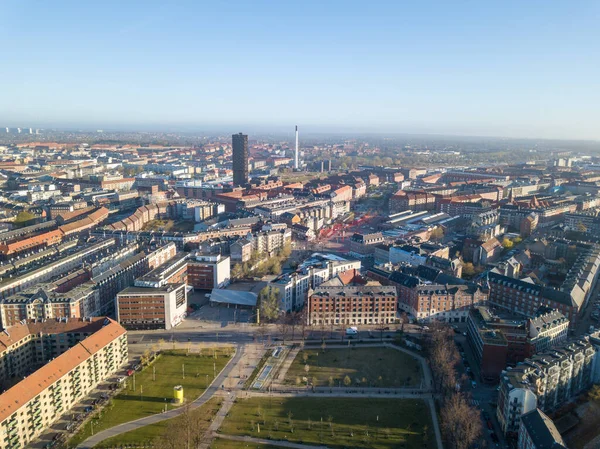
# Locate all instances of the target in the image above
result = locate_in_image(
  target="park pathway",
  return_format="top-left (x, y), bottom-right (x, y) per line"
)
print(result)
top-left (214, 434), bottom-right (330, 449)
top-left (198, 391), bottom-right (238, 449)
top-left (76, 345), bottom-right (246, 449)
top-left (274, 345), bottom-right (300, 383)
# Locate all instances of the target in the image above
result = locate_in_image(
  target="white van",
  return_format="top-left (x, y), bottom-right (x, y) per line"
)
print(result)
top-left (346, 327), bottom-right (358, 335)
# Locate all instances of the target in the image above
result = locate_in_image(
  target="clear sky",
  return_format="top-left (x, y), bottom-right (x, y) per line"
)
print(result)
top-left (2, 0), bottom-right (599, 139)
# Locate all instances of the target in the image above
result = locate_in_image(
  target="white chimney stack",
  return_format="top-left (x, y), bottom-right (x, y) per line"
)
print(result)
top-left (294, 125), bottom-right (299, 169)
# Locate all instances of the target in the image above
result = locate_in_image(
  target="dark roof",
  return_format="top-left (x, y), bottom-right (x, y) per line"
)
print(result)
top-left (389, 271), bottom-right (420, 288)
top-left (520, 409), bottom-right (566, 449)
top-left (488, 271), bottom-right (574, 307)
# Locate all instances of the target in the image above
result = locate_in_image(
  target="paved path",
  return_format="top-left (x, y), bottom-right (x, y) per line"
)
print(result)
top-left (242, 390), bottom-right (434, 399)
top-left (427, 396), bottom-right (444, 449)
top-left (213, 434), bottom-right (330, 449)
top-left (76, 345), bottom-right (244, 449)
top-left (198, 392), bottom-right (238, 449)
top-left (274, 346), bottom-right (300, 383)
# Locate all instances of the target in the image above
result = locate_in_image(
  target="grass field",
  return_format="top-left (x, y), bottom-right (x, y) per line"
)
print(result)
top-left (210, 438), bottom-right (289, 449)
top-left (284, 347), bottom-right (421, 387)
top-left (142, 219), bottom-right (196, 232)
top-left (219, 397), bottom-right (434, 449)
top-left (68, 348), bottom-right (232, 447)
top-left (96, 397), bottom-right (223, 448)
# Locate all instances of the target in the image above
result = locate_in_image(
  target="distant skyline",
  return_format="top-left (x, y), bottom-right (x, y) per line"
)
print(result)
top-left (2, 1), bottom-right (600, 140)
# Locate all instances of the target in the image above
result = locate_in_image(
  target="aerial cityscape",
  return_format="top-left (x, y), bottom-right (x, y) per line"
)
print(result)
top-left (2, 2), bottom-right (600, 449)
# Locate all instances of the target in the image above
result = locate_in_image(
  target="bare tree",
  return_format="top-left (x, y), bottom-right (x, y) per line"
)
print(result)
top-left (399, 311), bottom-right (408, 333)
top-left (441, 393), bottom-right (482, 449)
top-left (428, 322), bottom-right (460, 398)
top-left (277, 316), bottom-right (290, 345)
top-left (288, 311), bottom-right (299, 340)
top-left (299, 308), bottom-right (308, 341)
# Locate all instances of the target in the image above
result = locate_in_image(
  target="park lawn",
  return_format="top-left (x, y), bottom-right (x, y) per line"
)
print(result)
top-left (210, 438), bottom-right (289, 449)
top-left (219, 397), bottom-right (434, 449)
top-left (96, 397), bottom-right (222, 448)
top-left (142, 219), bottom-right (196, 232)
top-left (284, 347), bottom-right (421, 387)
top-left (68, 348), bottom-right (232, 447)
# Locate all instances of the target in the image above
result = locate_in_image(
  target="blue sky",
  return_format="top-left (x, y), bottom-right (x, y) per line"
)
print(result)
top-left (1, 0), bottom-right (599, 139)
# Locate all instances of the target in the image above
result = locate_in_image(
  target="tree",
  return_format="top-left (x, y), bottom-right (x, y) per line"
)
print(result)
top-left (280, 242), bottom-right (292, 258)
top-left (277, 317), bottom-right (290, 344)
top-left (13, 210), bottom-right (36, 228)
top-left (502, 238), bottom-right (513, 249)
top-left (430, 226), bottom-right (444, 241)
top-left (288, 311), bottom-right (300, 340)
top-left (269, 259), bottom-right (282, 275)
top-left (299, 308), bottom-right (308, 341)
top-left (577, 222), bottom-right (588, 233)
top-left (441, 393), bottom-right (482, 449)
top-left (231, 263), bottom-right (243, 280)
top-left (462, 262), bottom-right (475, 277)
top-left (589, 385), bottom-right (600, 401)
top-left (258, 286), bottom-right (280, 323)
top-left (399, 312), bottom-right (409, 333)
top-left (343, 375), bottom-right (352, 387)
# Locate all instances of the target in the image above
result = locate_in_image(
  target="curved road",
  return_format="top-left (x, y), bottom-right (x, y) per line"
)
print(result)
top-left (76, 345), bottom-right (244, 449)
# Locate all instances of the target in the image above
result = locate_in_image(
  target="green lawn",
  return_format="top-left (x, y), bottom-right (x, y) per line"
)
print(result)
top-left (68, 348), bottom-right (232, 447)
top-left (211, 438), bottom-right (289, 449)
top-left (284, 347), bottom-right (421, 387)
top-left (142, 219), bottom-right (196, 232)
top-left (96, 397), bottom-right (223, 448)
top-left (219, 397), bottom-right (434, 449)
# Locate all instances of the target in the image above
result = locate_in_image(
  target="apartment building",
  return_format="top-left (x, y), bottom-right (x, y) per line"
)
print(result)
top-left (0, 239), bottom-right (116, 320)
top-left (385, 270), bottom-right (488, 323)
top-left (467, 307), bottom-right (570, 383)
top-left (348, 232), bottom-right (385, 257)
top-left (0, 318), bottom-right (127, 449)
top-left (269, 271), bottom-right (311, 312)
top-left (134, 253), bottom-right (188, 288)
top-left (307, 284), bottom-right (397, 326)
top-left (497, 333), bottom-right (600, 436)
top-left (528, 309), bottom-right (570, 354)
top-left (389, 190), bottom-right (436, 214)
top-left (488, 271), bottom-right (583, 327)
top-left (187, 253), bottom-right (230, 290)
top-left (117, 283), bottom-right (187, 330)
top-left (517, 409), bottom-right (566, 449)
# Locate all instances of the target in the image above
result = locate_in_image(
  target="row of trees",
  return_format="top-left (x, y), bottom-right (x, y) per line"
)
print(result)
top-left (428, 323), bottom-right (482, 449)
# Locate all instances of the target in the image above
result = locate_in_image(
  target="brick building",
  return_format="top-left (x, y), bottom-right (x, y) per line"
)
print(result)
top-left (117, 283), bottom-right (187, 330)
top-left (187, 254), bottom-right (230, 290)
top-left (307, 284), bottom-right (397, 326)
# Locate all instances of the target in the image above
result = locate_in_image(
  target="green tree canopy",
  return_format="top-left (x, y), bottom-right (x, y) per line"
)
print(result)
top-left (258, 286), bottom-right (280, 323)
